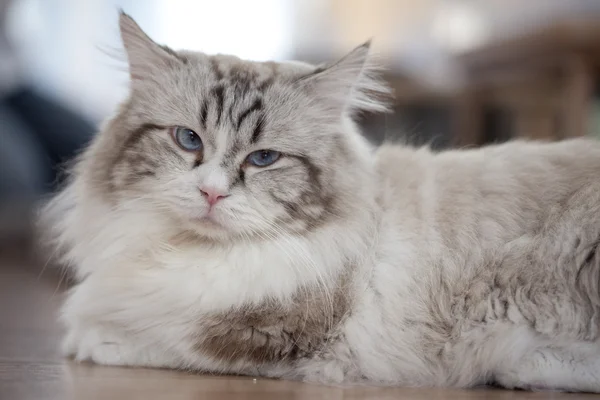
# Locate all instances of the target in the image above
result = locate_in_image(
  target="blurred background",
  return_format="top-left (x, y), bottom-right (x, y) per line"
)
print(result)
top-left (2, 0), bottom-right (600, 256)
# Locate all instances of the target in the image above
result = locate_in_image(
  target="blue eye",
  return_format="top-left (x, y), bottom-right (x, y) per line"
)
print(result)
top-left (247, 150), bottom-right (281, 167)
top-left (172, 127), bottom-right (202, 151)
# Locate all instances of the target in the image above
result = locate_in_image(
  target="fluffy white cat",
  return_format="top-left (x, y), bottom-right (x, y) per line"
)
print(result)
top-left (40, 12), bottom-right (600, 392)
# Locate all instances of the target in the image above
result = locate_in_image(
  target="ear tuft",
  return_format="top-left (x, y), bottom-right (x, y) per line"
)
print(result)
top-left (299, 41), bottom-right (392, 116)
top-left (118, 12), bottom-right (182, 82)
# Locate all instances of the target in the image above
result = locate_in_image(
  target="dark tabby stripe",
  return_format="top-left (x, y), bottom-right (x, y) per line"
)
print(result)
top-left (199, 100), bottom-right (208, 129)
top-left (266, 155), bottom-right (336, 231)
top-left (126, 123), bottom-right (165, 147)
top-left (115, 123), bottom-right (165, 167)
top-left (198, 58), bottom-right (279, 137)
top-left (108, 123), bottom-right (166, 190)
top-left (233, 169), bottom-right (245, 186)
top-left (193, 145), bottom-right (205, 168)
top-left (229, 64), bottom-right (259, 99)
top-left (227, 93), bottom-right (240, 127)
top-left (251, 116), bottom-right (265, 143)
top-left (236, 98), bottom-right (263, 130)
top-left (212, 85), bottom-right (225, 125)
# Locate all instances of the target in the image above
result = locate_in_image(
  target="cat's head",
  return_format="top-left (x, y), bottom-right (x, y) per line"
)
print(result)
top-left (80, 13), bottom-right (390, 241)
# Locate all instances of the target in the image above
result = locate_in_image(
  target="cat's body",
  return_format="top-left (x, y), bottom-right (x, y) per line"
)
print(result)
top-left (41, 13), bottom-right (600, 392)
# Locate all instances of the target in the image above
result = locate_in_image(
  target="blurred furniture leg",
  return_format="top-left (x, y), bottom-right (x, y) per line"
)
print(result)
top-left (452, 88), bottom-right (485, 147)
top-left (562, 55), bottom-right (594, 138)
top-left (515, 108), bottom-right (556, 141)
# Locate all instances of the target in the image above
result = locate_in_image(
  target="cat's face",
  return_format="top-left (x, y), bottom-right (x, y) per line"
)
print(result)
top-left (87, 14), bottom-right (388, 241)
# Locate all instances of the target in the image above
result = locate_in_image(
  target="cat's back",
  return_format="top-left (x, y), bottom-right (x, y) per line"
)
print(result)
top-left (374, 138), bottom-right (600, 213)
top-left (376, 137), bottom-right (600, 188)
top-left (372, 138), bottom-right (600, 256)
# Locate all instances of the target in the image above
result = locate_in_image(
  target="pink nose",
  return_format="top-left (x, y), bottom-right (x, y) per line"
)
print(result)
top-left (200, 187), bottom-right (228, 206)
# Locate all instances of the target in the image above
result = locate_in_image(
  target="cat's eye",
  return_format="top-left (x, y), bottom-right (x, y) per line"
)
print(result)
top-left (171, 127), bottom-right (203, 152)
top-left (246, 150), bottom-right (281, 167)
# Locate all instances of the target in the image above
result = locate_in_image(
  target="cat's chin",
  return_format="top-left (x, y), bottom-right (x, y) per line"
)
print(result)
top-left (183, 214), bottom-right (238, 241)
top-left (189, 214), bottom-right (229, 231)
top-left (183, 215), bottom-right (263, 243)
top-left (192, 214), bottom-right (224, 227)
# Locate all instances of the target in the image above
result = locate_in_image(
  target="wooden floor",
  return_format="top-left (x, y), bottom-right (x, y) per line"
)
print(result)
top-left (0, 255), bottom-right (596, 400)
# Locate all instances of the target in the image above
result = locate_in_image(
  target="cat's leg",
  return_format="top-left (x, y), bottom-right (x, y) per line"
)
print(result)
top-left (62, 323), bottom-right (182, 368)
top-left (60, 268), bottom-right (193, 369)
top-left (61, 290), bottom-right (185, 368)
top-left (285, 339), bottom-right (367, 386)
top-left (494, 343), bottom-right (600, 393)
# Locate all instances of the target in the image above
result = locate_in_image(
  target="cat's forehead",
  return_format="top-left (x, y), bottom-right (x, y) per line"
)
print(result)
top-left (144, 53), bottom-right (320, 149)
top-left (135, 52), bottom-right (317, 129)
top-left (174, 51), bottom-right (316, 91)
top-left (192, 53), bottom-right (315, 82)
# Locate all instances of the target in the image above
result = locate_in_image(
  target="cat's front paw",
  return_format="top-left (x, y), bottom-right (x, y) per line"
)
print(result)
top-left (63, 325), bottom-right (183, 369)
top-left (294, 355), bottom-right (362, 386)
top-left (63, 327), bottom-right (135, 366)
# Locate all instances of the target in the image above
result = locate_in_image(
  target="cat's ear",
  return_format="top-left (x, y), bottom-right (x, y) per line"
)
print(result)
top-left (119, 11), bottom-right (183, 82)
top-left (298, 42), bottom-right (391, 116)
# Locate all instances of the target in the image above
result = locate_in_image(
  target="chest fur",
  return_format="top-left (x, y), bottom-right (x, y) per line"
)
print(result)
top-left (195, 279), bottom-right (351, 365)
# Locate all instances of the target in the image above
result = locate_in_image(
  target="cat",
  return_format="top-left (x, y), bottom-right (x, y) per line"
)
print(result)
top-left (39, 11), bottom-right (600, 392)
